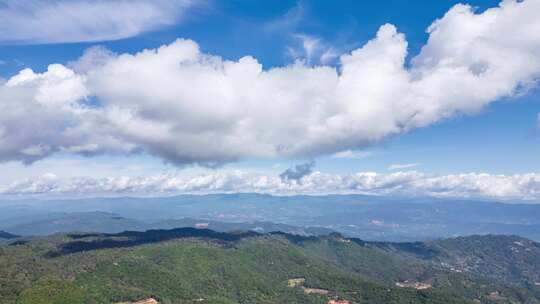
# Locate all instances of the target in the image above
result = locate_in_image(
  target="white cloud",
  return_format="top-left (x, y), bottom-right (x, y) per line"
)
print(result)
top-left (388, 163), bottom-right (420, 170)
top-left (68, 45), bottom-right (116, 73)
top-left (1, 0), bottom-right (540, 166)
top-left (0, 0), bottom-right (194, 44)
top-left (288, 34), bottom-right (339, 65)
top-left (2, 170), bottom-right (540, 201)
top-left (332, 150), bottom-right (372, 159)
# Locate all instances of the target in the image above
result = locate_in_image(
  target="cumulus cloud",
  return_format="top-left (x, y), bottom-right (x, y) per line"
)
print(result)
top-left (2, 170), bottom-right (540, 201)
top-left (0, 0), bottom-right (194, 44)
top-left (279, 161), bottom-right (315, 181)
top-left (1, 0), bottom-right (540, 165)
top-left (68, 45), bottom-right (116, 74)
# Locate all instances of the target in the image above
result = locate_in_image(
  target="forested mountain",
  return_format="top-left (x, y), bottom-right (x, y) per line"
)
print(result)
top-left (1, 228), bottom-right (539, 304)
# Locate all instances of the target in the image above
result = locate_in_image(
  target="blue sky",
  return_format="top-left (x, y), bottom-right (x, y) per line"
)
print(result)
top-left (0, 1), bottom-right (501, 72)
top-left (1, 0), bottom-right (540, 199)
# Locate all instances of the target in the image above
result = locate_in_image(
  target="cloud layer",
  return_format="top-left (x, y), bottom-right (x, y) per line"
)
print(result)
top-left (1, 0), bottom-right (540, 165)
top-left (0, 0), bottom-right (193, 44)
top-left (2, 170), bottom-right (540, 201)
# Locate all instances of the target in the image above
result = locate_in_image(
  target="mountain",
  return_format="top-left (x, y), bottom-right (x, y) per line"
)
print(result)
top-left (2, 194), bottom-right (539, 241)
top-left (0, 212), bottom-right (334, 237)
top-left (150, 218), bottom-right (335, 236)
top-left (424, 235), bottom-right (540, 286)
top-left (2, 211), bottom-right (147, 236)
top-left (0, 230), bottom-right (18, 240)
top-left (1, 228), bottom-right (539, 303)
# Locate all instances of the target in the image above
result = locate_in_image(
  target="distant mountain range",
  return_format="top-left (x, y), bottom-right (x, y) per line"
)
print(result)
top-left (1, 194), bottom-right (539, 241)
top-left (1, 228), bottom-right (539, 303)
top-left (0, 211), bottom-right (334, 237)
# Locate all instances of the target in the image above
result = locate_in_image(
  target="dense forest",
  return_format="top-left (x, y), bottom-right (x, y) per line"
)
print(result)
top-left (1, 228), bottom-right (539, 303)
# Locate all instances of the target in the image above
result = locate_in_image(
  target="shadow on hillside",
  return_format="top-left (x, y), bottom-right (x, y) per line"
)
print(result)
top-left (47, 227), bottom-right (259, 257)
top-left (0, 231), bottom-right (20, 239)
top-left (364, 240), bottom-right (440, 259)
top-left (268, 231), bottom-right (319, 244)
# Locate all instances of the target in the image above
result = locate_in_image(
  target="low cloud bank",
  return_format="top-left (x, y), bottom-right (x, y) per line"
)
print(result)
top-left (2, 170), bottom-right (540, 201)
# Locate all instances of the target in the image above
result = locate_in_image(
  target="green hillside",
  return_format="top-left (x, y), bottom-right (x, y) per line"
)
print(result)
top-left (0, 228), bottom-right (539, 304)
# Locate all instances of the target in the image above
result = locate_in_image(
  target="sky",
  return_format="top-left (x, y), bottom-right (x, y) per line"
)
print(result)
top-left (0, 0), bottom-right (540, 200)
